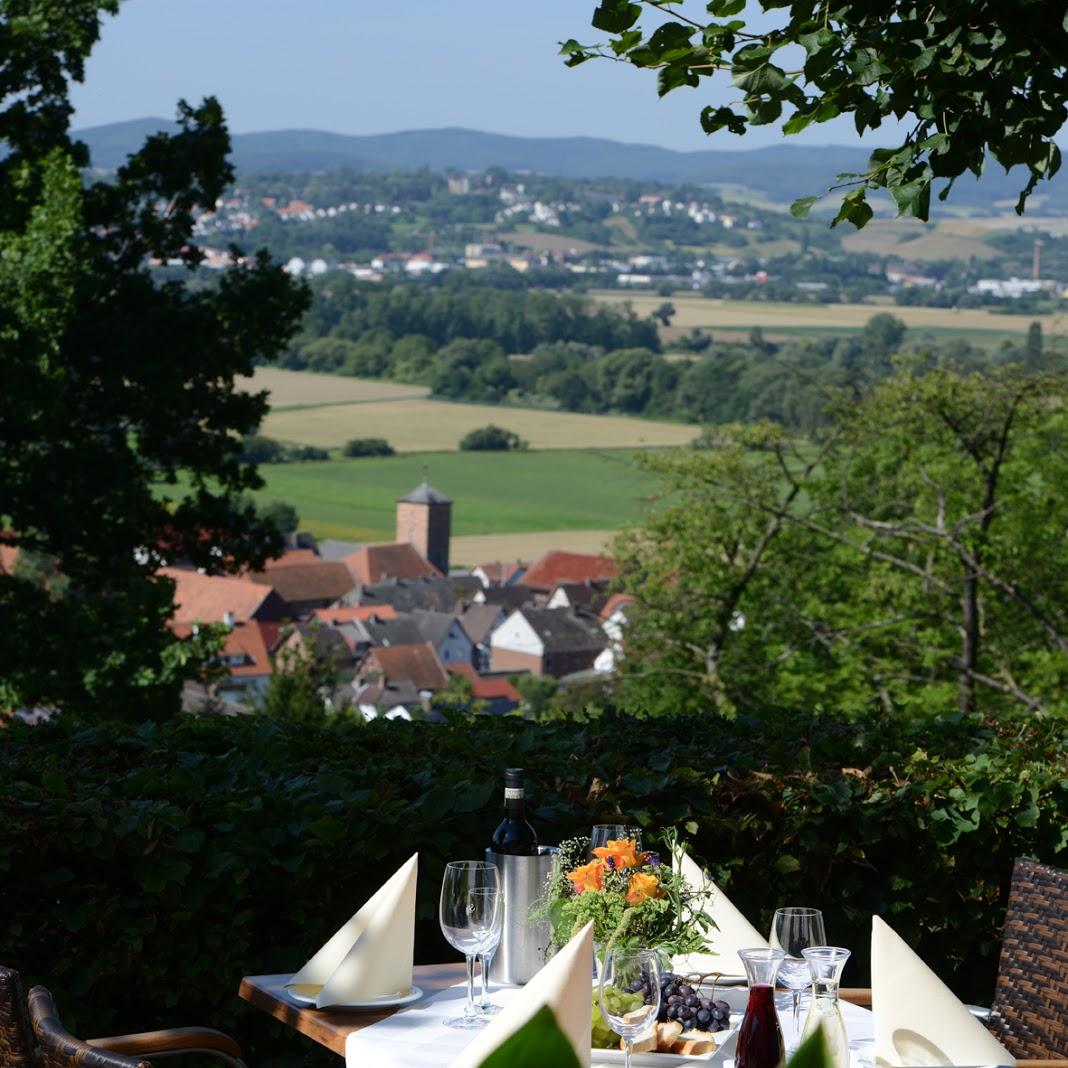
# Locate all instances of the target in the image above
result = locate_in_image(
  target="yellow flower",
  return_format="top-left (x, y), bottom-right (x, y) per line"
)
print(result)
top-left (568, 859), bottom-right (605, 894)
top-left (626, 872), bottom-right (663, 905)
top-left (592, 838), bottom-right (645, 871)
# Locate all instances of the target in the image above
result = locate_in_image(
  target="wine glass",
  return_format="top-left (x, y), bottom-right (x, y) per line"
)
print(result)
top-left (598, 948), bottom-right (662, 1068)
top-left (770, 907), bottom-right (826, 1048)
top-left (439, 861), bottom-right (501, 1029)
top-left (590, 824), bottom-right (642, 856)
top-left (476, 933), bottom-right (503, 1015)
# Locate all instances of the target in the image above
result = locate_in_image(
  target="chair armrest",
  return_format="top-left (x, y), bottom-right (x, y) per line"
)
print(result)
top-left (1017, 1062), bottom-right (1068, 1068)
top-left (839, 988), bottom-right (872, 1007)
top-left (89, 1028), bottom-right (242, 1060)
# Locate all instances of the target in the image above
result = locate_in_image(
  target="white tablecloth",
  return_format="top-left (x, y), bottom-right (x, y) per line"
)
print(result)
top-left (343, 983), bottom-right (876, 1068)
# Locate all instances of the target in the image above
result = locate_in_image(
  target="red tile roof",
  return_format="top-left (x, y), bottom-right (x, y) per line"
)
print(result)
top-left (362, 642), bottom-right (448, 691)
top-left (520, 551), bottom-right (616, 592)
top-left (265, 549), bottom-right (321, 567)
top-left (170, 621), bottom-right (275, 677)
top-left (161, 567), bottom-right (276, 625)
top-left (447, 663), bottom-right (522, 703)
top-left (312, 604), bottom-right (399, 625)
top-left (474, 560), bottom-right (526, 585)
top-left (599, 593), bottom-right (634, 620)
top-left (344, 543), bottom-right (441, 585)
top-left (0, 544), bottom-right (19, 576)
top-left (248, 561), bottom-right (355, 605)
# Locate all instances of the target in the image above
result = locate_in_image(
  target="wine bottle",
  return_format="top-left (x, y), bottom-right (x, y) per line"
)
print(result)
top-left (490, 767), bottom-right (538, 855)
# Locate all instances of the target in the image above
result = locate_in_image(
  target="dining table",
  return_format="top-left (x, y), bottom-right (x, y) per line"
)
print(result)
top-left (238, 967), bottom-right (882, 1068)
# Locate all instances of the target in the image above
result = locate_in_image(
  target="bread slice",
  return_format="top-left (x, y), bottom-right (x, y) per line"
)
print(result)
top-left (655, 1021), bottom-right (684, 1051)
top-left (670, 1030), bottom-right (717, 1056)
top-left (627, 1030), bottom-right (657, 1053)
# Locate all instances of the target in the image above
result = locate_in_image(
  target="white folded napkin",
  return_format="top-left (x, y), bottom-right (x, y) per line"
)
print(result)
top-left (672, 851), bottom-right (767, 978)
top-left (872, 915), bottom-right (1014, 1067)
top-left (451, 921), bottom-right (594, 1068)
top-left (287, 853), bottom-right (418, 1008)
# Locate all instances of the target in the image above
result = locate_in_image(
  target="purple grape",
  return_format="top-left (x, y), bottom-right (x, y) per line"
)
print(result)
top-left (696, 1009), bottom-right (711, 1027)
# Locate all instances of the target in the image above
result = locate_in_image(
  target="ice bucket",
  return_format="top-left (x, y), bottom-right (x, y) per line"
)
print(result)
top-left (485, 845), bottom-right (558, 985)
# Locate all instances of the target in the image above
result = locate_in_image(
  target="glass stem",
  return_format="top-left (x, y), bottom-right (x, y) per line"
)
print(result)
top-left (479, 951), bottom-right (491, 1006)
top-left (624, 1037), bottom-right (633, 1068)
top-left (465, 954), bottom-right (476, 1017)
top-left (793, 989), bottom-right (802, 1032)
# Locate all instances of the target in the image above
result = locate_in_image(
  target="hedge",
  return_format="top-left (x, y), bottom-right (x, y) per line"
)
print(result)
top-left (1, 709), bottom-right (1065, 1065)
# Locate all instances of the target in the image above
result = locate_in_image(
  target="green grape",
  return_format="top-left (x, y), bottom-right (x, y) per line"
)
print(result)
top-left (591, 986), bottom-right (644, 1048)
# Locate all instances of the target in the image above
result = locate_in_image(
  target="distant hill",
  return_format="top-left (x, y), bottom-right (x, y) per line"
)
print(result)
top-left (75, 119), bottom-right (1065, 213)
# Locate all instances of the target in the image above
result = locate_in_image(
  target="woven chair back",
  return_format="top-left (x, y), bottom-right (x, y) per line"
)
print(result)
top-left (0, 966), bottom-right (35, 1068)
top-left (27, 987), bottom-right (153, 1068)
top-left (987, 857), bottom-right (1068, 1058)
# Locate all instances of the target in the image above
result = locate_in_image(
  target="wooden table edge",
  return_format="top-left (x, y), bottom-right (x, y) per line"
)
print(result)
top-left (238, 964), bottom-right (465, 1057)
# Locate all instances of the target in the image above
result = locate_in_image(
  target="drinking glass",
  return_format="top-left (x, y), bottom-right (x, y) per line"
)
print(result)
top-left (439, 861), bottom-right (501, 1029)
top-left (590, 824), bottom-right (642, 856)
top-left (770, 907), bottom-right (827, 1047)
top-left (598, 948), bottom-right (662, 1068)
top-left (477, 946), bottom-right (501, 1015)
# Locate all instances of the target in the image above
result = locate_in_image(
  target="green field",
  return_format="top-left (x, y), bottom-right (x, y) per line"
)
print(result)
top-left (252, 449), bottom-right (661, 543)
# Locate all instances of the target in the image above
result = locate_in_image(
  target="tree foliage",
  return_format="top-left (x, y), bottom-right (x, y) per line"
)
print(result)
top-left (614, 365), bottom-right (1068, 718)
top-left (566, 0), bottom-right (1068, 225)
top-left (0, 2), bottom-right (308, 718)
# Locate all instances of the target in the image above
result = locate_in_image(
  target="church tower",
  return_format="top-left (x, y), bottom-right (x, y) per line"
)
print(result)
top-left (396, 479), bottom-right (452, 574)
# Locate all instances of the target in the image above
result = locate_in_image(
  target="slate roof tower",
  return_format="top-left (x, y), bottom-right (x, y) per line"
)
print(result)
top-left (396, 479), bottom-right (452, 576)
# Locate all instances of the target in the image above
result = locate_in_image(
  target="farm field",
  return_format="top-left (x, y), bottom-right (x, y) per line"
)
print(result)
top-left (238, 367), bottom-right (428, 409)
top-left (260, 394), bottom-right (698, 452)
top-left (450, 529), bottom-right (616, 566)
top-left (251, 449), bottom-right (660, 543)
top-left (592, 290), bottom-right (1067, 347)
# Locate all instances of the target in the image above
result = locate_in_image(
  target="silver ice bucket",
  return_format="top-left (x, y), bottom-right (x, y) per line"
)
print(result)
top-left (485, 846), bottom-right (558, 985)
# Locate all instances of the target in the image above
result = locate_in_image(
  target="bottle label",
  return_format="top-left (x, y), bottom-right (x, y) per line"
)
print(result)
top-left (504, 787), bottom-right (524, 800)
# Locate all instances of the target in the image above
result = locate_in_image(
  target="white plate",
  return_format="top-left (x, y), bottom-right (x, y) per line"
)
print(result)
top-left (593, 1026), bottom-right (737, 1065)
top-left (286, 984), bottom-right (424, 1011)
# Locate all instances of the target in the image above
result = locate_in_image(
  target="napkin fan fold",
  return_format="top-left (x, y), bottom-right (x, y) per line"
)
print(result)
top-left (872, 914), bottom-right (1014, 1067)
top-left (287, 852), bottom-right (418, 1008)
top-left (672, 851), bottom-right (768, 978)
top-left (451, 921), bottom-right (594, 1068)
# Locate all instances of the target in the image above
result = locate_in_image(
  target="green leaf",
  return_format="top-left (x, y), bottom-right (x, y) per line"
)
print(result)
top-left (890, 178), bottom-right (931, 219)
top-left (308, 815), bottom-right (347, 845)
top-left (790, 195), bottom-right (819, 219)
top-left (592, 0), bottom-right (641, 33)
top-left (776, 854), bottom-right (802, 874)
top-left (786, 1028), bottom-right (833, 1068)
top-left (709, 0), bottom-right (746, 15)
top-left (477, 1005), bottom-right (582, 1068)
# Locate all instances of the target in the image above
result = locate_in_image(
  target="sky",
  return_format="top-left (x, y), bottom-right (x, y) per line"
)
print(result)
top-left (70, 0), bottom-right (903, 152)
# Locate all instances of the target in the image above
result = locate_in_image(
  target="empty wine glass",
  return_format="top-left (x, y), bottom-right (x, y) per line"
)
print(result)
top-left (475, 921), bottom-right (503, 1015)
top-left (598, 948), bottom-right (662, 1068)
top-left (770, 907), bottom-right (826, 1048)
top-left (590, 824), bottom-right (642, 857)
top-left (439, 861), bottom-right (501, 1029)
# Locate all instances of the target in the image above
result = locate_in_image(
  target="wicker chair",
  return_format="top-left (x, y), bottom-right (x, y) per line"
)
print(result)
top-left (985, 858), bottom-right (1068, 1062)
top-left (840, 857), bottom-right (1068, 1067)
top-left (1, 966), bottom-right (245, 1068)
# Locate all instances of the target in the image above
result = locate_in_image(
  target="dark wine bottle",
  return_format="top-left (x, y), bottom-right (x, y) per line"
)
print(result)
top-left (490, 767), bottom-right (538, 855)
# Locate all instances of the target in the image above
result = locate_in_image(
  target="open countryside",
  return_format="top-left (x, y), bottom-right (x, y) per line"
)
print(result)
top-left (249, 448), bottom-right (659, 544)
top-left (253, 369), bottom-right (699, 452)
top-left (592, 290), bottom-right (1068, 346)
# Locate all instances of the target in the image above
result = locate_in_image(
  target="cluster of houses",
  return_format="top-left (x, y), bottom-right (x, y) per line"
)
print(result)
top-left (169, 480), bottom-right (630, 721)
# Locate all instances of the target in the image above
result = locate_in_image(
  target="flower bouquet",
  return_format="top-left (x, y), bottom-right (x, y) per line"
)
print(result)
top-left (538, 829), bottom-right (713, 962)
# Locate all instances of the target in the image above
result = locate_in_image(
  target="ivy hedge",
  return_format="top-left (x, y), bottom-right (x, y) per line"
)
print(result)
top-left (1, 709), bottom-right (1065, 1065)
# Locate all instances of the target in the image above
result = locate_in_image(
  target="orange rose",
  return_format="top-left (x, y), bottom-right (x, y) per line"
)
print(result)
top-left (568, 859), bottom-right (605, 894)
top-left (592, 838), bottom-right (645, 871)
top-left (625, 872), bottom-right (664, 905)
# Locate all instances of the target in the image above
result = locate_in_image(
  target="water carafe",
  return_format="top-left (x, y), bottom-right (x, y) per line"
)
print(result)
top-left (800, 946), bottom-right (851, 1068)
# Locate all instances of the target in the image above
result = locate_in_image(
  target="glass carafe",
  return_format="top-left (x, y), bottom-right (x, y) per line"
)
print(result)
top-left (736, 947), bottom-right (786, 1068)
top-left (800, 947), bottom-right (851, 1068)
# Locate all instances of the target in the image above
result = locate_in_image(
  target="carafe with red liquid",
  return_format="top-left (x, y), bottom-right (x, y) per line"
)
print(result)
top-left (736, 947), bottom-right (787, 1068)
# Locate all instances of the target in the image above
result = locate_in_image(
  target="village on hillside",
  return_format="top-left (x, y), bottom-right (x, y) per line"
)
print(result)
top-left (160, 479), bottom-right (629, 720)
